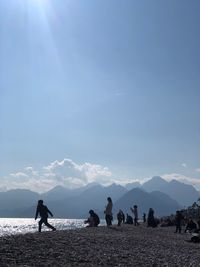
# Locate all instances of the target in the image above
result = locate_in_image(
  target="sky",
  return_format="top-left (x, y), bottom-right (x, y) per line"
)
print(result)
top-left (0, 0), bottom-right (200, 192)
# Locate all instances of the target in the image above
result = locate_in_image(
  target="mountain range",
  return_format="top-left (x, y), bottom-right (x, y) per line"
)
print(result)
top-left (0, 177), bottom-right (199, 218)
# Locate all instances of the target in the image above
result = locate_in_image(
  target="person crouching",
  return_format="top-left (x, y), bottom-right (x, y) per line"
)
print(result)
top-left (84, 210), bottom-right (100, 227)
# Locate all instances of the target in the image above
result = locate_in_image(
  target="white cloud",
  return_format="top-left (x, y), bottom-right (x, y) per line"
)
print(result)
top-left (0, 158), bottom-right (113, 193)
top-left (195, 168), bottom-right (200, 172)
top-left (10, 172), bottom-right (28, 178)
top-left (181, 163), bottom-right (187, 168)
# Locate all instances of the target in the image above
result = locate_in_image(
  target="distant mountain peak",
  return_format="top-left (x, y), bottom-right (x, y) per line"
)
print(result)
top-left (151, 176), bottom-right (167, 182)
top-left (142, 176), bottom-right (168, 192)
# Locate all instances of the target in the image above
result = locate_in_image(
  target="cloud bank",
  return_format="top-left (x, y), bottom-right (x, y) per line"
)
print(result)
top-left (0, 159), bottom-right (113, 193)
top-left (1, 158), bottom-right (200, 193)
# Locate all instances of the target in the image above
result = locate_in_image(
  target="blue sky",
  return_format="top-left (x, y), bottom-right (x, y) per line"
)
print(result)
top-left (0, 0), bottom-right (200, 192)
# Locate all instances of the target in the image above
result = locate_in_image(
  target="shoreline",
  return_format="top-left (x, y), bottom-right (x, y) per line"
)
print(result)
top-left (0, 224), bottom-right (199, 266)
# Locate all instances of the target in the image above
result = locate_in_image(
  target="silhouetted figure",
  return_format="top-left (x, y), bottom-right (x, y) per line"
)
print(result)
top-left (117, 209), bottom-right (124, 226)
top-left (197, 217), bottom-right (200, 229)
top-left (185, 218), bottom-right (197, 233)
top-left (84, 210), bottom-right (100, 227)
top-left (143, 213), bottom-right (146, 223)
top-left (147, 208), bottom-right (157, 228)
top-left (130, 205), bottom-right (139, 226)
top-left (125, 214), bottom-right (133, 224)
top-left (35, 200), bottom-right (56, 232)
top-left (121, 210), bottom-right (125, 223)
top-left (104, 197), bottom-right (113, 226)
top-left (174, 210), bottom-right (184, 233)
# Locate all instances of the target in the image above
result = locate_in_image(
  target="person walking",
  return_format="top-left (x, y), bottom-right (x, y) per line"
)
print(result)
top-left (35, 200), bottom-right (56, 232)
top-left (104, 197), bottom-right (113, 226)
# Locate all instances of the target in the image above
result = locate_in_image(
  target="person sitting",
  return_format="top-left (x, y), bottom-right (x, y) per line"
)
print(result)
top-left (147, 208), bottom-right (157, 228)
top-left (125, 214), bottom-right (133, 224)
top-left (184, 218), bottom-right (197, 233)
top-left (84, 210), bottom-right (100, 227)
top-left (117, 209), bottom-right (124, 226)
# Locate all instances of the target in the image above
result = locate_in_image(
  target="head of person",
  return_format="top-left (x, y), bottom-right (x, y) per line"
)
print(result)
top-left (107, 197), bottom-right (112, 203)
top-left (134, 205), bottom-right (137, 209)
top-left (89, 210), bottom-right (94, 216)
top-left (38, 200), bottom-right (43, 205)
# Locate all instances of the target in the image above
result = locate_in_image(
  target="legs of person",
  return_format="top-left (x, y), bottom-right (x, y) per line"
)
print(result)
top-left (89, 217), bottom-right (95, 227)
top-left (43, 218), bottom-right (56, 231)
top-left (118, 219), bottom-right (122, 226)
top-left (38, 218), bottom-right (44, 232)
top-left (106, 215), bottom-right (112, 226)
top-left (134, 218), bottom-right (139, 226)
top-left (105, 215), bottom-right (109, 226)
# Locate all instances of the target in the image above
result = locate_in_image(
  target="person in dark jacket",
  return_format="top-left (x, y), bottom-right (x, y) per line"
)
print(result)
top-left (125, 214), bottom-right (133, 224)
top-left (143, 213), bottom-right (146, 223)
top-left (184, 218), bottom-right (197, 233)
top-left (117, 210), bottom-right (124, 226)
top-left (84, 210), bottom-right (100, 227)
top-left (174, 210), bottom-right (184, 233)
top-left (147, 208), bottom-right (157, 227)
top-left (35, 200), bottom-right (56, 232)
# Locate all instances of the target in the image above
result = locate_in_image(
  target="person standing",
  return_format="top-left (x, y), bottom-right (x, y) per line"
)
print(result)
top-left (147, 208), bottom-right (157, 227)
top-left (143, 213), bottom-right (146, 223)
top-left (174, 210), bottom-right (184, 233)
top-left (35, 200), bottom-right (56, 232)
top-left (104, 197), bottom-right (113, 226)
top-left (130, 205), bottom-right (139, 226)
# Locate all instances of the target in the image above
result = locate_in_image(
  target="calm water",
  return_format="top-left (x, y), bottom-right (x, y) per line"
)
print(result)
top-left (0, 218), bottom-right (106, 236)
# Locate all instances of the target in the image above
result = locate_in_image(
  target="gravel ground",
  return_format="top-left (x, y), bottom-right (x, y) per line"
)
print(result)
top-left (0, 224), bottom-right (199, 266)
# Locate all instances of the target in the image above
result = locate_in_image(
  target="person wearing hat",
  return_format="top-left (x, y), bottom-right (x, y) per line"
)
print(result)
top-left (35, 200), bottom-right (56, 232)
top-left (84, 210), bottom-right (100, 227)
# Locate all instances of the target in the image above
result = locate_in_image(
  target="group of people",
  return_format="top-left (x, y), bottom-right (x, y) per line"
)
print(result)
top-left (37, 199), bottom-right (200, 235)
top-left (84, 199), bottom-right (159, 229)
top-left (84, 197), bottom-right (113, 227)
top-left (35, 198), bottom-right (160, 232)
top-left (174, 210), bottom-right (200, 234)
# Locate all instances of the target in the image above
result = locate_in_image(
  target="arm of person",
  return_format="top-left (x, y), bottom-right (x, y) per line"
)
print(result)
top-left (35, 207), bottom-right (39, 220)
top-left (130, 207), bottom-right (133, 212)
top-left (47, 208), bottom-right (53, 217)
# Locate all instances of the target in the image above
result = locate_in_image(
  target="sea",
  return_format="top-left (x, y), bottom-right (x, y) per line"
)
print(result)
top-left (0, 218), bottom-right (106, 237)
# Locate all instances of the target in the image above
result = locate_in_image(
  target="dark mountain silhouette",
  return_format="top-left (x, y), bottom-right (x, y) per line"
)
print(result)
top-left (114, 188), bottom-right (181, 217)
top-left (0, 189), bottom-right (39, 217)
top-left (142, 176), bottom-right (200, 207)
top-left (160, 179), bottom-right (200, 207)
top-left (0, 183), bottom-right (127, 218)
top-left (0, 189), bottom-right (39, 210)
top-left (125, 182), bottom-right (141, 190)
top-left (0, 179), bottom-right (198, 218)
top-left (41, 185), bottom-right (72, 201)
top-left (45, 183), bottom-right (128, 218)
top-left (142, 176), bottom-right (168, 192)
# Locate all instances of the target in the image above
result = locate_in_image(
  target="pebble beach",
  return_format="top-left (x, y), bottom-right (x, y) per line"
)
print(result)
top-left (0, 224), bottom-right (199, 267)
